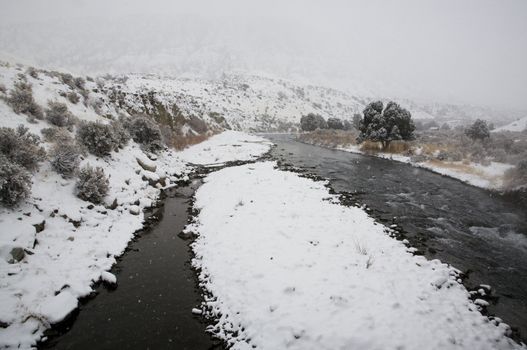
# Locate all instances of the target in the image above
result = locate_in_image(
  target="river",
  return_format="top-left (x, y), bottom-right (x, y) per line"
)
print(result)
top-left (41, 135), bottom-right (527, 348)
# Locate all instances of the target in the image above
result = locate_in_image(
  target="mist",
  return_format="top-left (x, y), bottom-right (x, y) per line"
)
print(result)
top-left (0, 0), bottom-right (526, 109)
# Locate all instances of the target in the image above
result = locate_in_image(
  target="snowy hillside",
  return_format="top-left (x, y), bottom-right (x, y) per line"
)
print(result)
top-left (493, 117), bottom-right (527, 133)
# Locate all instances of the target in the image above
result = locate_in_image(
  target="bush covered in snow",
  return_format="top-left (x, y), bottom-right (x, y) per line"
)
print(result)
top-left (7, 81), bottom-right (43, 120)
top-left (45, 101), bottom-right (76, 127)
top-left (110, 119), bottom-right (131, 149)
top-left (327, 118), bottom-right (344, 130)
top-left (66, 91), bottom-right (80, 104)
top-left (75, 165), bottom-right (109, 204)
top-left (41, 127), bottom-right (73, 144)
top-left (0, 155), bottom-right (32, 207)
top-left (123, 115), bottom-right (164, 153)
top-left (0, 125), bottom-right (46, 171)
top-left (49, 143), bottom-right (81, 178)
top-left (76, 121), bottom-right (117, 157)
top-left (300, 113), bottom-right (327, 131)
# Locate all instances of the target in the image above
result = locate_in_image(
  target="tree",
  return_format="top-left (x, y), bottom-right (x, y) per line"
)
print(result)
top-left (465, 119), bottom-right (490, 141)
top-left (327, 118), bottom-right (344, 130)
top-left (352, 113), bottom-right (362, 130)
top-left (300, 113), bottom-right (327, 131)
top-left (357, 101), bottom-right (415, 149)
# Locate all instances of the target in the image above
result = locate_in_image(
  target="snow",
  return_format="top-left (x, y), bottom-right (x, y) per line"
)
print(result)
top-left (39, 291), bottom-right (78, 324)
top-left (178, 130), bottom-right (273, 166)
top-left (189, 162), bottom-right (523, 350)
top-left (493, 117), bottom-right (527, 132)
top-left (336, 145), bottom-right (514, 190)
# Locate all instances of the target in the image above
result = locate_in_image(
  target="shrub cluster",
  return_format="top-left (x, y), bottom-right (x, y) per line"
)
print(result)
top-left (0, 125), bottom-right (46, 171)
top-left (75, 165), bottom-right (109, 204)
top-left (76, 121), bottom-right (118, 157)
top-left (41, 127), bottom-right (74, 144)
top-left (45, 101), bottom-right (76, 127)
top-left (50, 143), bottom-right (81, 178)
top-left (7, 81), bottom-right (43, 120)
top-left (0, 155), bottom-right (32, 207)
top-left (122, 115), bottom-right (164, 153)
top-left (0, 126), bottom-right (45, 206)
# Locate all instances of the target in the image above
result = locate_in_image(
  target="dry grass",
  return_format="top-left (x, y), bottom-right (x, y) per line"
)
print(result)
top-left (359, 140), bottom-right (412, 154)
top-left (425, 159), bottom-right (486, 177)
top-left (171, 133), bottom-right (212, 151)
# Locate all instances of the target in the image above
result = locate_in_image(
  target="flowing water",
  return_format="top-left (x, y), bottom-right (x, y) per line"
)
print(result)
top-left (40, 135), bottom-right (527, 348)
top-left (268, 134), bottom-right (527, 341)
top-left (40, 180), bottom-right (222, 350)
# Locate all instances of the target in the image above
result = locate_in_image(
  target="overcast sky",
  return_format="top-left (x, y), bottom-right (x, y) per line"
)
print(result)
top-left (1, 0), bottom-right (526, 109)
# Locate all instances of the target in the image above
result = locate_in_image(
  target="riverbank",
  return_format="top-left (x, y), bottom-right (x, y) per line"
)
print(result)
top-left (0, 131), bottom-right (272, 349)
top-left (297, 131), bottom-right (515, 191)
top-left (188, 161), bottom-right (524, 350)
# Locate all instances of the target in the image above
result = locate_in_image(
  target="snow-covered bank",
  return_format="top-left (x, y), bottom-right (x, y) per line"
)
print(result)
top-left (188, 162), bottom-right (523, 350)
top-left (332, 144), bottom-right (513, 190)
top-left (0, 131), bottom-right (271, 349)
top-left (178, 130), bottom-right (273, 166)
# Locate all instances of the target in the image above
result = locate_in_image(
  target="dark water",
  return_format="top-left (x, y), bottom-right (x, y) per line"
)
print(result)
top-left (40, 181), bottom-right (220, 350)
top-left (268, 134), bottom-right (527, 341)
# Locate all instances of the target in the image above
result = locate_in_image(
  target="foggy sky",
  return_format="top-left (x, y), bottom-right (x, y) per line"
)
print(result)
top-left (0, 0), bottom-right (526, 109)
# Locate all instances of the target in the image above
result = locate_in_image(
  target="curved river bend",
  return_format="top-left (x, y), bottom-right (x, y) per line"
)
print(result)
top-left (268, 134), bottom-right (527, 341)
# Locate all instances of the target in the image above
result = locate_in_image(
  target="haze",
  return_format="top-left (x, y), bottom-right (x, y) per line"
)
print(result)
top-left (0, 0), bottom-right (526, 109)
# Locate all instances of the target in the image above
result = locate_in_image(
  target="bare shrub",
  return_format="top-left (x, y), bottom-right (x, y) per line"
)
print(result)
top-left (66, 91), bottom-right (80, 104)
top-left (49, 143), bottom-right (81, 178)
top-left (110, 119), bottom-right (130, 149)
top-left (41, 127), bottom-right (73, 144)
top-left (172, 133), bottom-right (210, 151)
top-left (26, 67), bottom-right (38, 79)
top-left (7, 81), bottom-right (44, 119)
top-left (187, 115), bottom-right (208, 134)
top-left (76, 165), bottom-right (109, 204)
top-left (76, 121), bottom-right (118, 157)
top-left (0, 125), bottom-right (46, 171)
top-left (59, 73), bottom-right (76, 89)
top-left (0, 155), bottom-right (32, 207)
top-left (123, 115), bottom-right (164, 153)
top-left (45, 101), bottom-right (76, 127)
top-left (74, 77), bottom-right (85, 90)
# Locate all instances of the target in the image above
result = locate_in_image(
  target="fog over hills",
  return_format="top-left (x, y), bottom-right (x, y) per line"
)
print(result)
top-left (0, 0), bottom-right (526, 112)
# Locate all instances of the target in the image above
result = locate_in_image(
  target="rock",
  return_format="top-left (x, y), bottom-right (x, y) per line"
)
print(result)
top-left (191, 308), bottom-right (202, 315)
top-left (129, 205), bottom-right (141, 215)
top-left (108, 198), bottom-right (119, 210)
top-left (136, 156), bottom-right (157, 172)
top-left (9, 247), bottom-right (25, 263)
top-left (33, 220), bottom-right (46, 233)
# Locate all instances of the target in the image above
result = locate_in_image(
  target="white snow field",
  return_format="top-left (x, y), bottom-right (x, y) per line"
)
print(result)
top-left (493, 117), bottom-right (527, 133)
top-left (0, 131), bottom-right (271, 349)
top-left (189, 162), bottom-right (523, 350)
top-left (178, 130), bottom-right (273, 166)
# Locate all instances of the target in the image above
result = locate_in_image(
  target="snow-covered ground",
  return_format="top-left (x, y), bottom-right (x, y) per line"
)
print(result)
top-left (0, 131), bottom-right (271, 349)
top-left (188, 161), bottom-right (523, 350)
top-left (178, 130), bottom-right (273, 166)
top-left (335, 145), bottom-right (514, 190)
top-left (493, 117), bottom-right (527, 133)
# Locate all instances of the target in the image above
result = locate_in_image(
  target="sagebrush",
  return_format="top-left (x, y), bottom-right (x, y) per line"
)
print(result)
top-left (0, 155), bottom-right (32, 207)
top-left (76, 165), bottom-right (109, 204)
